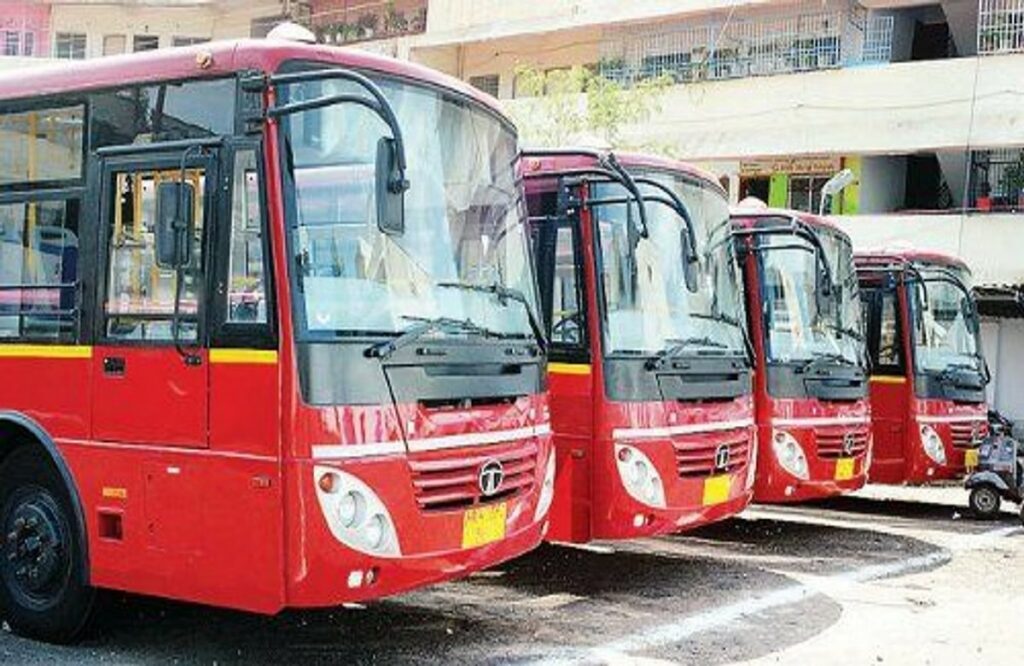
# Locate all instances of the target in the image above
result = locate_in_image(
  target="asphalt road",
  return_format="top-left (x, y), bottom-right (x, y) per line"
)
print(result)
top-left (2, 489), bottom-right (1021, 665)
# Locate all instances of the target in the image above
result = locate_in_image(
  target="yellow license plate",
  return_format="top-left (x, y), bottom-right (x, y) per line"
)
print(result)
top-left (461, 502), bottom-right (507, 549)
top-left (835, 457), bottom-right (855, 481)
top-left (702, 475), bottom-right (732, 507)
top-left (965, 449), bottom-right (980, 469)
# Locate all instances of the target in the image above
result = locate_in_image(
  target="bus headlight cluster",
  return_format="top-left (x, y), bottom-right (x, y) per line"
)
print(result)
top-left (614, 444), bottom-right (666, 508)
top-left (772, 430), bottom-right (809, 480)
top-left (314, 466), bottom-right (401, 557)
top-left (919, 424), bottom-right (947, 466)
top-left (534, 448), bottom-right (557, 521)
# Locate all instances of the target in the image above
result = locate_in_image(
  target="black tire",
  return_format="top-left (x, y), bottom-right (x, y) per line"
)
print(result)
top-left (968, 485), bottom-right (1002, 520)
top-left (0, 446), bottom-right (95, 643)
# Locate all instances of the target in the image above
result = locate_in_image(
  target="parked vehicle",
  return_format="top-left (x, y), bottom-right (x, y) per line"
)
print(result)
top-left (964, 434), bottom-right (1024, 524)
top-left (0, 38), bottom-right (553, 642)
top-left (522, 149), bottom-right (755, 543)
top-left (732, 207), bottom-right (871, 503)
top-left (855, 251), bottom-right (990, 484)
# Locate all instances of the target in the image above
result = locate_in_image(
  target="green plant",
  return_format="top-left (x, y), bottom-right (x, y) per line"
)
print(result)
top-left (507, 65), bottom-right (671, 150)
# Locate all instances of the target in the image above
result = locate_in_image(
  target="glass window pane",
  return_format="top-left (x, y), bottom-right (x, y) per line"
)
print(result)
top-left (551, 226), bottom-right (581, 345)
top-left (105, 169), bottom-right (206, 342)
top-left (878, 291), bottom-right (900, 368)
top-left (0, 106), bottom-right (85, 185)
top-left (227, 151), bottom-right (267, 324)
top-left (0, 200), bottom-right (81, 341)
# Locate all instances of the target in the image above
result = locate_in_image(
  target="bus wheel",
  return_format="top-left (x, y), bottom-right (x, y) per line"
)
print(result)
top-left (968, 485), bottom-right (1001, 520)
top-left (0, 447), bottom-right (95, 644)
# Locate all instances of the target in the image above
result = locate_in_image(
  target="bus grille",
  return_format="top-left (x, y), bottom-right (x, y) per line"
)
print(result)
top-left (815, 428), bottom-right (870, 459)
top-left (407, 440), bottom-right (538, 513)
top-left (673, 432), bottom-right (750, 478)
top-left (950, 421), bottom-right (988, 449)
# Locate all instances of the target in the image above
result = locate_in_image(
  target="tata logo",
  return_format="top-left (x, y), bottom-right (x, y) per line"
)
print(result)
top-left (842, 432), bottom-right (857, 456)
top-left (714, 445), bottom-right (731, 472)
top-left (479, 460), bottom-right (505, 497)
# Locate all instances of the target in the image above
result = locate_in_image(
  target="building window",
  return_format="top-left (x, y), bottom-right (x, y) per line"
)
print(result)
top-left (23, 32), bottom-right (34, 57)
top-left (469, 75), bottom-right (500, 98)
top-left (54, 33), bottom-right (87, 60)
top-left (172, 37), bottom-right (209, 47)
top-left (4, 31), bottom-right (19, 57)
top-left (133, 35), bottom-right (160, 52)
top-left (226, 150), bottom-right (267, 325)
top-left (971, 148), bottom-right (1024, 212)
top-left (103, 35), bottom-right (126, 56)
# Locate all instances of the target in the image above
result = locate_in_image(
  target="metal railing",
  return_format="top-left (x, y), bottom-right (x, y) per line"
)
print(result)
top-left (970, 148), bottom-right (1024, 210)
top-left (598, 3), bottom-right (893, 86)
top-left (978, 0), bottom-right (1024, 54)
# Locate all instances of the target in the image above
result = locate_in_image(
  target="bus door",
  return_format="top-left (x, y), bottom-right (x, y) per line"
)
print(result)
top-left (91, 146), bottom-right (219, 449)
top-left (531, 211), bottom-right (594, 541)
top-left (863, 279), bottom-right (910, 478)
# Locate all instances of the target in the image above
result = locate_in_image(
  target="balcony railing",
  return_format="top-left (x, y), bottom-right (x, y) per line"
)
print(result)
top-left (311, 0), bottom-right (427, 45)
top-left (978, 0), bottom-right (1024, 54)
top-left (598, 5), bottom-right (893, 86)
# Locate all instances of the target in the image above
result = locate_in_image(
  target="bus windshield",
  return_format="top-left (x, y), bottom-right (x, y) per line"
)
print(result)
top-left (593, 174), bottom-right (747, 358)
top-left (280, 72), bottom-right (538, 341)
top-left (759, 227), bottom-right (863, 365)
top-left (912, 265), bottom-right (981, 373)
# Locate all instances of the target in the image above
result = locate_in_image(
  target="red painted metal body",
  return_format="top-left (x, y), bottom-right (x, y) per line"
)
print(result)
top-left (0, 41), bottom-right (549, 614)
top-left (524, 151), bottom-right (755, 543)
top-left (733, 210), bottom-right (871, 503)
top-left (854, 250), bottom-right (988, 484)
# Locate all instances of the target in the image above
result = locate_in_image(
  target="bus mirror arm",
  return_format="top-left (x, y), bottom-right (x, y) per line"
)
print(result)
top-left (630, 175), bottom-right (700, 293)
top-left (259, 69), bottom-right (410, 235)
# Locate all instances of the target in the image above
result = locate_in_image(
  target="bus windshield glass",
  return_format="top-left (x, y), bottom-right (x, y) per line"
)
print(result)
top-left (912, 264), bottom-right (980, 373)
top-left (280, 71), bottom-right (538, 341)
top-left (593, 174), bottom-right (747, 358)
top-left (759, 227), bottom-right (863, 365)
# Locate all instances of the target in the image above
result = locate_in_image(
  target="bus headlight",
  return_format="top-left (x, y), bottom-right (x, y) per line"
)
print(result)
top-left (314, 466), bottom-right (401, 557)
top-left (919, 425), bottom-right (947, 465)
top-left (615, 444), bottom-right (666, 508)
top-left (772, 430), bottom-right (809, 480)
top-left (534, 448), bottom-right (557, 521)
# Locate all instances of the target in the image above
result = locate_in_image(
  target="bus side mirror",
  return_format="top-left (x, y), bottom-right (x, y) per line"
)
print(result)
top-left (155, 181), bottom-right (195, 269)
top-left (376, 137), bottom-right (408, 236)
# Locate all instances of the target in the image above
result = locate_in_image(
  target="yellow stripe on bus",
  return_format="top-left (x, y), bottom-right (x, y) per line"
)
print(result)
top-left (0, 345), bottom-right (92, 359)
top-left (870, 375), bottom-right (907, 384)
top-left (549, 362), bottom-right (591, 376)
top-left (209, 349), bottom-right (279, 365)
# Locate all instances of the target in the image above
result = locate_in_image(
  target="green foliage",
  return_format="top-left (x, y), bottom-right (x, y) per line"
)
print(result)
top-left (508, 65), bottom-right (671, 150)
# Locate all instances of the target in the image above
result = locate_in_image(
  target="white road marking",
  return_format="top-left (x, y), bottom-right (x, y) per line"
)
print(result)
top-left (529, 525), bottom-right (1019, 665)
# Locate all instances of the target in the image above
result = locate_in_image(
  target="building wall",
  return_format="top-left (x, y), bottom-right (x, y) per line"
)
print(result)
top-left (857, 155), bottom-right (908, 213)
top-left (46, 1), bottom-right (279, 57)
top-left (982, 318), bottom-right (1024, 423)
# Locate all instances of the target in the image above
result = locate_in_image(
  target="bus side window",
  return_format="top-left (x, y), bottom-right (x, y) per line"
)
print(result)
top-left (226, 150), bottom-right (266, 325)
top-left (532, 216), bottom-right (587, 364)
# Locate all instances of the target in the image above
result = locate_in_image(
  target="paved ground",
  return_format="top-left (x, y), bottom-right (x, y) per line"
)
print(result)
top-left (2, 484), bottom-right (1021, 665)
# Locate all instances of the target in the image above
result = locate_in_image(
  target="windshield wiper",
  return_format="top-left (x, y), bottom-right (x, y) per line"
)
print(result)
top-left (798, 351), bottom-right (857, 373)
top-left (646, 336), bottom-right (729, 370)
top-left (364, 316), bottom-right (498, 360)
top-left (437, 281), bottom-right (547, 353)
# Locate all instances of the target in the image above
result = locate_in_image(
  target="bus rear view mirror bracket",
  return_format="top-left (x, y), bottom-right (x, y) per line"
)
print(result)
top-left (376, 137), bottom-right (408, 236)
top-left (155, 181), bottom-right (195, 269)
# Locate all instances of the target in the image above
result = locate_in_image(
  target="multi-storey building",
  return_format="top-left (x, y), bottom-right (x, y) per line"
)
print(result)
top-left (341, 0), bottom-right (1024, 423)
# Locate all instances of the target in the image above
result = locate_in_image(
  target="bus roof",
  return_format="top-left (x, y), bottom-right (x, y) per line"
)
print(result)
top-left (729, 206), bottom-right (849, 238)
top-left (521, 148), bottom-right (725, 195)
top-left (0, 38), bottom-right (508, 122)
top-left (853, 249), bottom-right (971, 274)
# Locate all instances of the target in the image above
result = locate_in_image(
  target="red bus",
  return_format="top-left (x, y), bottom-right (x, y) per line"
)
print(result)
top-left (523, 150), bottom-right (755, 542)
top-left (732, 208), bottom-right (871, 503)
top-left (0, 39), bottom-right (553, 642)
top-left (855, 250), bottom-right (989, 484)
